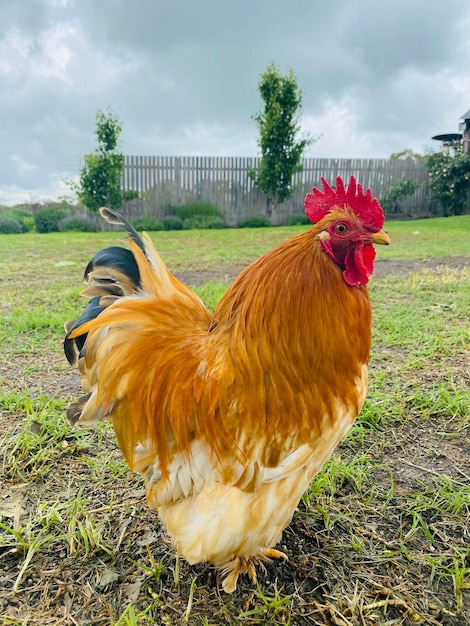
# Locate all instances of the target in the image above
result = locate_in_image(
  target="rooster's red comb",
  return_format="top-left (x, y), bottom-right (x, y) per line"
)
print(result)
top-left (304, 175), bottom-right (384, 232)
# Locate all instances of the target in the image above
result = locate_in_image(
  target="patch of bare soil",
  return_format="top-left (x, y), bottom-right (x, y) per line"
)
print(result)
top-left (174, 256), bottom-right (470, 286)
top-left (1, 256), bottom-right (469, 625)
top-left (373, 256), bottom-right (470, 280)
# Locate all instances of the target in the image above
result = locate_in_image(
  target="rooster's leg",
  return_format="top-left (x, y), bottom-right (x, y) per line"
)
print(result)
top-left (220, 549), bottom-right (288, 593)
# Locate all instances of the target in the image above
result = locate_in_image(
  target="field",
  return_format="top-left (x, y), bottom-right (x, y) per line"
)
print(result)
top-left (0, 216), bottom-right (469, 625)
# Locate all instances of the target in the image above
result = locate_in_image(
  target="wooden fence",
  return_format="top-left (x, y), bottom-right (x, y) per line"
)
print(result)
top-left (121, 156), bottom-right (432, 225)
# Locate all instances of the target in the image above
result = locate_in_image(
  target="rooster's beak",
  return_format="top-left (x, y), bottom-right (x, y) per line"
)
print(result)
top-left (370, 230), bottom-right (391, 245)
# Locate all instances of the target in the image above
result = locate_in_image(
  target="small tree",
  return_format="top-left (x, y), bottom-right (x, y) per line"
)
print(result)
top-left (250, 63), bottom-right (311, 217)
top-left (72, 108), bottom-right (124, 212)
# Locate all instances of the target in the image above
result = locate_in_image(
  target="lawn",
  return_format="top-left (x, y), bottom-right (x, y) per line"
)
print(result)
top-left (0, 216), bottom-right (469, 625)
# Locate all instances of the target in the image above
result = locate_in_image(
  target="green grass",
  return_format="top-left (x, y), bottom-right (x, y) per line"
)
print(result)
top-left (0, 213), bottom-right (467, 268)
top-left (378, 215), bottom-right (470, 259)
top-left (0, 216), bottom-right (469, 625)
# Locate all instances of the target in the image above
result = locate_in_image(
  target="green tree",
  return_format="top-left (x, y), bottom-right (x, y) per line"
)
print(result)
top-left (425, 151), bottom-right (470, 216)
top-left (250, 63), bottom-right (311, 217)
top-left (73, 108), bottom-right (124, 212)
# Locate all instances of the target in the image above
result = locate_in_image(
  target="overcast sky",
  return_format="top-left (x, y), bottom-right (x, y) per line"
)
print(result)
top-left (1, 0), bottom-right (470, 205)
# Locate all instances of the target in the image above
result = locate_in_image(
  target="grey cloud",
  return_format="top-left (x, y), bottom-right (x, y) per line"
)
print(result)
top-left (0, 0), bottom-right (469, 202)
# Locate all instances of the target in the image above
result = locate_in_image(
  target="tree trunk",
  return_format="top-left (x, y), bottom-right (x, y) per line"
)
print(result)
top-left (266, 197), bottom-right (277, 222)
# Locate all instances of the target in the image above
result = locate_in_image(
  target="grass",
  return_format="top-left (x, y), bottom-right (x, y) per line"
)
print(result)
top-left (378, 215), bottom-right (470, 259)
top-left (0, 216), bottom-right (469, 625)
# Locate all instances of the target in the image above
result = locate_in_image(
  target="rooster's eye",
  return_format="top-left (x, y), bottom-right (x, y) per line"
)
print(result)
top-left (334, 223), bottom-right (349, 235)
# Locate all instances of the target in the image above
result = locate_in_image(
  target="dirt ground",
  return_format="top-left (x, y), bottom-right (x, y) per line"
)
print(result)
top-left (173, 255), bottom-right (470, 286)
top-left (0, 256), bottom-right (469, 625)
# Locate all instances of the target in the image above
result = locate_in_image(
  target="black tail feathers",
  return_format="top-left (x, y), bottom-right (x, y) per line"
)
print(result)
top-left (64, 208), bottom-right (146, 365)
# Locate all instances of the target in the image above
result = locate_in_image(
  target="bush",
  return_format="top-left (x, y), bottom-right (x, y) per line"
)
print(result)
top-left (162, 216), bottom-right (184, 231)
top-left (379, 179), bottom-right (417, 215)
top-left (174, 203), bottom-right (222, 221)
top-left (0, 216), bottom-right (23, 234)
top-left (288, 213), bottom-right (310, 226)
top-left (204, 218), bottom-right (226, 229)
top-left (33, 206), bottom-right (68, 233)
top-left (58, 215), bottom-right (99, 232)
top-left (183, 216), bottom-right (226, 230)
top-left (133, 216), bottom-right (164, 231)
top-left (237, 216), bottom-right (272, 228)
top-left (122, 189), bottom-right (140, 202)
top-left (425, 152), bottom-right (470, 216)
top-left (10, 208), bottom-right (34, 232)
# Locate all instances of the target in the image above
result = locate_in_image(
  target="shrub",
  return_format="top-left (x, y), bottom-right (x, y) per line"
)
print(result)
top-left (379, 179), bottom-right (417, 215)
top-left (163, 205), bottom-right (178, 217)
top-left (10, 208), bottom-right (34, 232)
top-left (132, 216), bottom-right (164, 231)
top-left (174, 203), bottom-right (222, 221)
top-left (122, 189), bottom-right (140, 202)
top-left (237, 216), bottom-right (272, 228)
top-left (33, 206), bottom-right (68, 233)
top-left (288, 213), bottom-right (310, 226)
top-left (0, 216), bottom-right (23, 234)
top-left (205, 218), bottom-right (226, 229)
top-left (162, 216), bottom-right (184, 231)
top-left (425, 152), bottom-right (470, 216)
top-left (58, 215), bottom-right (99, 232)
top-left (183, 216), bottom-right (226, 230)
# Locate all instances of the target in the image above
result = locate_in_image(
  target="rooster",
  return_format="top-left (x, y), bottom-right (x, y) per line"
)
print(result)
top-left (64, 176), bottom-right (390, 592)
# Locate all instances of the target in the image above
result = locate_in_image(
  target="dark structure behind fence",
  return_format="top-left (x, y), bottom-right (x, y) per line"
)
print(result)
top-left (120, 156), bottom-right (432, 225)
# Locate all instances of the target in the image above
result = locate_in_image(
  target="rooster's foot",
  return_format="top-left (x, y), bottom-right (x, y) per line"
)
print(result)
top-left (220, 548), bottom-right (288, 593)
